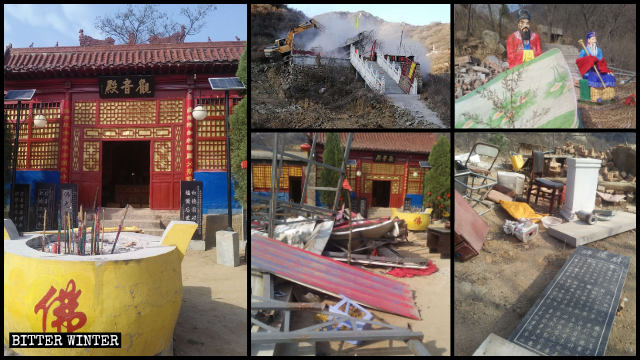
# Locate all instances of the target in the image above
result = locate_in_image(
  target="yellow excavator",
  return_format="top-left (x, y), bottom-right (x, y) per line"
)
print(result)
top-left (264, 19), bottom-right (324, 60)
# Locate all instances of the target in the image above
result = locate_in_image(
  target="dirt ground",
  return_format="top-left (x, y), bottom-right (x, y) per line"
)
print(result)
top-left (174, 247), bottom-right (247, 356)
top-left (281, 231), bottom-right (451, 356)
top-left (454, 200), bottom-right (636, 356)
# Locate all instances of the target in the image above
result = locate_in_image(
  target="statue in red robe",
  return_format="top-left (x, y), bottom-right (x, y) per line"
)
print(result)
top-left (506, 9), bottom-right (542, 69)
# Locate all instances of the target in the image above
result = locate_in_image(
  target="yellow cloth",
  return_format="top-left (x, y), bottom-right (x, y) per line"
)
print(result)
top-left (499, 200), bottom-right (547, 223)
top-left (408, 62), bottom-right (416, 78)
top-left (522, 49), bottom-right (535, 63)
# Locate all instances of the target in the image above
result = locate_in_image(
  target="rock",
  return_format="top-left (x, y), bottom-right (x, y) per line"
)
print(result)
top-left (482, 55), bottom-right (503, 71)
top-left (472, 66), bottom-right (490, 74)
top-left (482, 30), bottom-right (500, 49)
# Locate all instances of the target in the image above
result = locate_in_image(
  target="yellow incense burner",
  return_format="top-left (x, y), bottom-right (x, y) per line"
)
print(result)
top-left (391, 208), bottom-right (432, 231)
top-left (4, 220), bottom-right (197, 355)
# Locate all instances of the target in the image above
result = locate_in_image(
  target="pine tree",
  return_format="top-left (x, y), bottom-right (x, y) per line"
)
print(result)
top-left (318, 133), bottom-right (345, 209)
top-left (423, 136), bottom-right (451, 219)
top-left (229, 47), bottom-right (247, 207)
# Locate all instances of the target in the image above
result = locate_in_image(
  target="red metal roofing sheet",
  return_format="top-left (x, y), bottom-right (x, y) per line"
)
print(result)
top-left (251, 232), bottom-right (420, 320)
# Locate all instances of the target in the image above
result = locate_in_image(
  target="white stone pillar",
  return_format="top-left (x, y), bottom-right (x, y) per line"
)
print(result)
top-left (560, 158), bottom-right (601, 220)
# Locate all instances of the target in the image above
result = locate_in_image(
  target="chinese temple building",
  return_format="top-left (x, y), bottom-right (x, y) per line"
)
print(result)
top-left (4, 36), bottom-right (245, 214)
top-left (251, 133), bottom-right (436, 209)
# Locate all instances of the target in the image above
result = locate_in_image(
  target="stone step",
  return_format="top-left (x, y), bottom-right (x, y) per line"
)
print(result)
top-left (367, 207), bottom-right (393, 219)
top-left (140, 229), bottom-right (166, 237)
top-left (101, 219), bottom-right (164, 229)
top-left (87, 208), bottom-right (179, 221)
top-left (369, 61), bottom-right (405, 94)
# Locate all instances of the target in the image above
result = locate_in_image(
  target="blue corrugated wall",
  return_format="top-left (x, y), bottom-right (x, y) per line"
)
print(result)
top-left (194, 171), bottom-right (241, 214)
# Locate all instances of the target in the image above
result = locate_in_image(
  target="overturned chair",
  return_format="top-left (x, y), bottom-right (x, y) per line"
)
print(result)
top-left (454, 143), bottom-right (499, 215)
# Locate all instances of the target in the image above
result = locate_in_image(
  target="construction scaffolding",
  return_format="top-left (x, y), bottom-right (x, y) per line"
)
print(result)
top-left (251, 132), bottom-right (354, 238)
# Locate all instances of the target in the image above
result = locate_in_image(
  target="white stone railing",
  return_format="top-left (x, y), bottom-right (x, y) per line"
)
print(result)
top-left (376, 53), bottom-right (401, 84)
top-left (376, 50), bottom-right (419, 95)
top-left (350, 45), bottom-right (385, 94)
top-left (410, 76), bottom-right (418, 95)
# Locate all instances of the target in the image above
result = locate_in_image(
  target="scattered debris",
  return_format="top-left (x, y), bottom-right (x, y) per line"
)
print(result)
top-left (251, 232), bottom-right (421, 320)
top-left (503, 219), bottom-right (539, 243)
top-left (454, 190), bottom-right (488, 262)
top-left (454, 55), bottom-right (508, 98)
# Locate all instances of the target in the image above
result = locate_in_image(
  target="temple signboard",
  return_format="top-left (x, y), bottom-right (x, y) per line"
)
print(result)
top-left (180, 181), bottom-right (203, 240)
top-left (99, 75), bottom-right (155, 98)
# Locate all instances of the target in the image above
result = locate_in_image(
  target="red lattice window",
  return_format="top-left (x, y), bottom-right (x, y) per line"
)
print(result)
top-left (194, 96), bottom-right (240, 171)
top-left (407, 167), bottom-right (424, 194)
top-left (5, 101), bottom-right (61, 170)
top-left (252, 164), bottom-right (303, 191)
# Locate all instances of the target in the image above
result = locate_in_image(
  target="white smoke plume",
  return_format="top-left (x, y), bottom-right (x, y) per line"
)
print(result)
top-left (295, 11), bottom-right (432, 78)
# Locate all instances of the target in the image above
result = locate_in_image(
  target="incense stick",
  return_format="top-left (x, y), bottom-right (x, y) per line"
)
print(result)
top-left (66, 213), bottom-right (70, 254)
top-left (42, 209), bottom-right (47, 252)
top-left (100, 208), bottom-right (105, 255)
top-left (57, 209), bottom-right (62, 254)
top-left (111, 205), bottom-right (130, 254)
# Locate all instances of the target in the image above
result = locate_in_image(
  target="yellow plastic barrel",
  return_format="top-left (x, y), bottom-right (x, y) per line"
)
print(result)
top-left (510, 152), bottom-right (525, 172)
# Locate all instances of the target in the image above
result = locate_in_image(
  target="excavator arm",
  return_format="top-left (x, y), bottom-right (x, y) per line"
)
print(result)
top-left (285, 19), bottom-right (324, 47)
top-left (264, 18), bottom-right (324, 59)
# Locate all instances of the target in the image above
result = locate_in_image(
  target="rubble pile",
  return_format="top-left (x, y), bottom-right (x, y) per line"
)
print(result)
top-left (454, 54), bottom-right (508, 99)
top-left (555, 142), bottom-right (636, 184)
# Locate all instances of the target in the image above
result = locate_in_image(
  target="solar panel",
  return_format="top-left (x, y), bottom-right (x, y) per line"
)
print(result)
top-left (4, 89), bottom-right (36, 101)
top-left (208, 77), bottom-right (245, 90)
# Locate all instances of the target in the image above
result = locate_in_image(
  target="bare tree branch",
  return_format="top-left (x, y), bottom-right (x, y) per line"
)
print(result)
top-left (95, 4), bottom-right (216, 44)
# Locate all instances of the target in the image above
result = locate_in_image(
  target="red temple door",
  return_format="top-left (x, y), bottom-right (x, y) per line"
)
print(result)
top-left (148, 125), bottom-right (182, 210)
top-left (70, 133), bottom-right (102, 209)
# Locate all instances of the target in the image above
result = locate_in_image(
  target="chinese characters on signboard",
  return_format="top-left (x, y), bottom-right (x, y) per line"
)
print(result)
top-left (180, 181), bottom-right (203, 239)
top-left (12, 184), bottom-right (30, 233)
top-left (99, 75), bottom-right (154, 98)
top-left (34, 183), bottom-right (57, 231)
top-left (373, 153), bottom-right (395, 163)
top-left (59, 184), bottom-right (78, 227)
top-left (509, 247), bottom-right (630, 356)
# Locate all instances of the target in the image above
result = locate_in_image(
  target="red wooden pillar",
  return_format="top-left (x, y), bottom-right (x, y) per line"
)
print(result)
top-left (402, 161), bottom-right (409, 204)
top-left (59, 91), bottom-right (72, 183)
top-left (184, 89), bottom-right (194, 181)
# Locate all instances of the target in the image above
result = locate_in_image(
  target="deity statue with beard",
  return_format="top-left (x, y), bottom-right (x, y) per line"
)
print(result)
top-left (506, 9), bottom-right (542, 68)
top-left (576, 32), bottom-right (616, 88)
